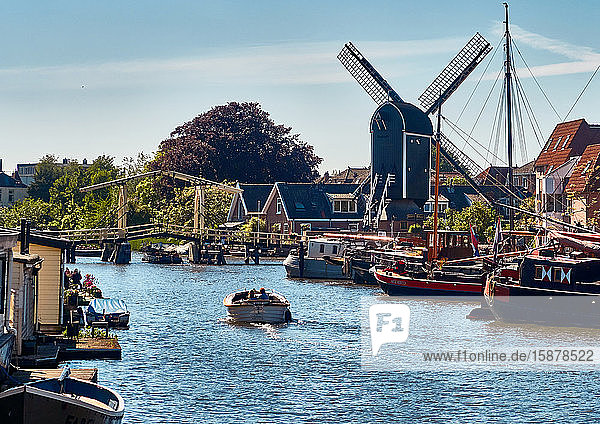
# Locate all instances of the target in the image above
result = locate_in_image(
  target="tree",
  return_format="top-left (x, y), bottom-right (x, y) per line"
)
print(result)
top-left (28, 155), bottom-right (63, 201)
top-left (424, 201), bottom-right (497, 242)
top-left (151, 102), bottom-right (322, 184)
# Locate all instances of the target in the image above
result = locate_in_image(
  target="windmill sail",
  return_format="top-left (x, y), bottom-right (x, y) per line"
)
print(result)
top-left (337, 42), bottom-right (404, 105)
top-left (419, 33), bottom-right (492, 115)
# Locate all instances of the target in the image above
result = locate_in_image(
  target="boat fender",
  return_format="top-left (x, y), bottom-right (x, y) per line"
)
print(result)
top-left (285, 309), bottom-right (292, 322)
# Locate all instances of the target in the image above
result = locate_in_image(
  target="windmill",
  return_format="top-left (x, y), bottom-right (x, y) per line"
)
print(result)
top-left (338, 33), bottom-right (492, 232)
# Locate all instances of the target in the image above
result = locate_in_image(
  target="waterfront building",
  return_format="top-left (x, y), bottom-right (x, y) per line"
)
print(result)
top-left (565, 144), bottom-right (600, 227)
top-left (263, 182), bottom-right (366, 234)
top-left (16, 157), bottom-right (91, 187)
top-left (0, 228), bottom-right (19, 361)
top-left (226, 183), bottom-right (272, 225)
top-left (15, 234), bottom-right (71, 332)
top-left (534, 119), bottom-right (600, 224)
top-left (0, 159), bottom-right (28, 207)
top-left (9, 252), bottom-right (43, 355)
top-left (318, 167), bottom-right (370, 184)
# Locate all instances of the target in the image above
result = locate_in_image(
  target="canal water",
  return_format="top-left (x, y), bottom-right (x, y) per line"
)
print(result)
top-left (72, 254), bottom-right (600, 423)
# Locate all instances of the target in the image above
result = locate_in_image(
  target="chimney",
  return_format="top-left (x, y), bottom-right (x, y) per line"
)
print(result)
top-left (83, 158), bottom-right (88, 165)
top-left (63, 158), bottom-right (68, 164)
top-left (0, 158), bottom-right (3, 172)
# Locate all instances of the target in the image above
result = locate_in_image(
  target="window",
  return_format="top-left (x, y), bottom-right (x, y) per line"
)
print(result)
top-left (332, 245), bottom-right (338, 255)
top-left (424, 203), bottom-right (431, 212)
top-left (0, 190), bottom-right (2, 202)
top-left (283, 223), bottom-right (289, 233)
top-left (333, 199), bottom-right (357, 213)
top-left (319, 244), bottom-right (325, 253)
top-left (582, 161), bottom-right (593, 174)
top-left (553, 137), bottom-right (562, 150)
top-left (561, 135), bottom-right (571, 149)
top-left (535, 265), bottom-right (543, 280)
top-left (400, 221), bottom-right (408, 230)
top-left (349, 223), bottom-right (359, 232)
top-left (8, 190), bottom-right (14, 203)
top-left (552, 267), bottom-right (562, 283)
top-left (276, 198), bottom-right (282, 214)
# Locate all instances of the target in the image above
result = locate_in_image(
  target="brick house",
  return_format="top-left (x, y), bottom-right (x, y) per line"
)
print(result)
top-left (226, 183), bottom-right (272, 224)
top-left (263, 182), bottom-right (365, 234)
top-left (565, 144), bottom-right (600, 227)
top-left (534, 119), bottom-right (600, 222)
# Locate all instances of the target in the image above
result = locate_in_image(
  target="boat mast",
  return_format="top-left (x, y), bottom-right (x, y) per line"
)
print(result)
top-left (432, 97), bottom-right (442, 261)
top-left (504, 2), bottom-right (514, 232)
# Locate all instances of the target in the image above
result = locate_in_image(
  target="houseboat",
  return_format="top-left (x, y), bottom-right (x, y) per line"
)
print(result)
top-left (484, 248), bottom-right (600, 328)
top-left (283, 237), bottom-right (349, 279)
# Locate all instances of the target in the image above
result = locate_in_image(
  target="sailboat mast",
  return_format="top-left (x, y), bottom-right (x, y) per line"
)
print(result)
top-left (504, 2), bottom-right (514, 231)
top-left (432, 101), bottom-right (442, 261)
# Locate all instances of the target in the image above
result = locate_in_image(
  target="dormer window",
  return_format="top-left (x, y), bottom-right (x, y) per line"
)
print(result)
top-left (333, 199), bottom-right (357, 213)
top-left (561, 134), bottom-right (571, 149)
top-left (553, 137), bottom-right (562, 150)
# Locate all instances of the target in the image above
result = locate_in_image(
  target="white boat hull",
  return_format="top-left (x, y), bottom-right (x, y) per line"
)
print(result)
top-left (283, 254), bottom-right (347, 279)
top-left (226, 303), bottom-right (290, 324)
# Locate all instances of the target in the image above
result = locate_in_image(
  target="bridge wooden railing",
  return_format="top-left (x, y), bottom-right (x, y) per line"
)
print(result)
top-left (40, 223), bottom-right (306, 246)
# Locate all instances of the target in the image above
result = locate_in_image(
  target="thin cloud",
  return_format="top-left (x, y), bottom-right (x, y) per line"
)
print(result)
top-left (0, 38), bottom-right (465, 89)
top-left (488, 22), bottom-right (600, 78)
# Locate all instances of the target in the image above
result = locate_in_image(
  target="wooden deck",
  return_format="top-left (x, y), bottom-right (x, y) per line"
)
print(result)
top-left (60, 337), bottom-right (122, 360)
top-left (12, 368), bottom-right (98, 384)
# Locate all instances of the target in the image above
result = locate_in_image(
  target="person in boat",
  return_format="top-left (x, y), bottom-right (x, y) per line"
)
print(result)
top-left (259, 288), bottom-right (269, 300)
top-left (392, 260), bottom-right (408, 276)
top-left (247, 289), bottom-right (257, 300)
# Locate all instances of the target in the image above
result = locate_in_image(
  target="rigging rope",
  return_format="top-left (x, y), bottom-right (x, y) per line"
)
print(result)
top-left (563, 63), bottom-right (600, 122)
top-left (512, 40), bottom-right (561, 121)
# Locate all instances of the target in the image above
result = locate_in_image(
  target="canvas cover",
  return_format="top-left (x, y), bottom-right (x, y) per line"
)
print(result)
top-left (87, 298), bottom-right (128, 315)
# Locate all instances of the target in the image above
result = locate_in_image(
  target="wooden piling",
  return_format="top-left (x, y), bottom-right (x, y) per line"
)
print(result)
top-left (298, 241), bottom-right (305, 277)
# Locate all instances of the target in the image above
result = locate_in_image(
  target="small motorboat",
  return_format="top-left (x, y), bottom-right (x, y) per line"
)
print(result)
top-left (224, 289), bottom-right (292, 324)
top-left (86, 298), bottom-right (130, 328)
top-left (141, 243), bottom-right (183, 264)
top-left (0, 373), bottom-right (124, 423)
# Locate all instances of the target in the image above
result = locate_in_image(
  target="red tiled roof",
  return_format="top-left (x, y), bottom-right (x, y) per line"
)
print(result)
top-left (565, 144), bottom-right (600, 194)
top-left (535, 119), bottom-right (584, 168)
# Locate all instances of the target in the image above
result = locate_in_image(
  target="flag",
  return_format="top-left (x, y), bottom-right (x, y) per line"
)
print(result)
top-left (492, 216), bottom-right (503, 262)
top-left (470, 224), bottom-right (480, 257)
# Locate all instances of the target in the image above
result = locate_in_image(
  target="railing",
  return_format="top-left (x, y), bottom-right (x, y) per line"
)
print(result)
top-left (39, 223), bottom-right (306, 246)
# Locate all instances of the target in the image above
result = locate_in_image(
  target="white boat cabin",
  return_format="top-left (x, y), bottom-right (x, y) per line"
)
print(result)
top-left (307, 238), bottom-right (346, 259)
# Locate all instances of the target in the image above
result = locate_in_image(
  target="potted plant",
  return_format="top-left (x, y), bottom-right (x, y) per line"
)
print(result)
top-left (65, 289), bottom-right (79, 306)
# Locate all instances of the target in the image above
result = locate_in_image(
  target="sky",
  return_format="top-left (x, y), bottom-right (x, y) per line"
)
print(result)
top-left (2, 0), bottom-right (600, 175)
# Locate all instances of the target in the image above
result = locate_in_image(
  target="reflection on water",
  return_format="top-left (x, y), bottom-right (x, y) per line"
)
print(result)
top-left (71, 254), bottom-right (600, 423)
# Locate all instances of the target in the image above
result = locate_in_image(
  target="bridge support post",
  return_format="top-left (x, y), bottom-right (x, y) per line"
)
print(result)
top-left (253, 246), bottom-right (260, 265)
top-left (244, 245), bottom-right (250, 264)
top-left (101, 243), bottom-right (113, 262)
top-left (113, 242), bottom-right (131, 265)
top-left (216, 245), bottom-right (226, 265)
top-left (298, 241), bottom-right (305, 278)
top-left (189, 242), bottom-right (201, 264)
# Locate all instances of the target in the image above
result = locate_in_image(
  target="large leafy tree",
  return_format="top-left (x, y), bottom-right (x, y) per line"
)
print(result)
top-left (28, 155), bottom-right (64, 201)
top-left (151, 102), bottom-right (322, 183)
